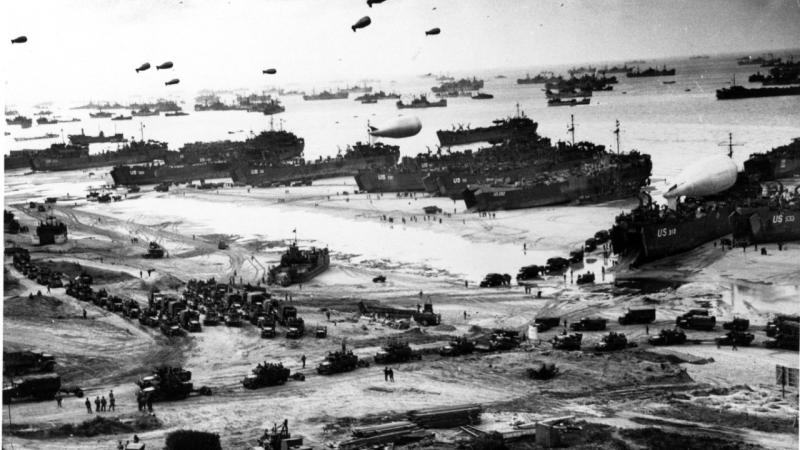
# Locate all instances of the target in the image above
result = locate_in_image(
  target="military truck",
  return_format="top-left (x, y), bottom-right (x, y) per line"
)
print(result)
top-left (136, 366), bottom-right (210, 402)
top-left (766, 315), bottom-right (799, 337)
top-left (648, 328), bottom-right (687, 346)
top-left (374, 341), bottom-right (422, 364)
top-left (315, 325), bottom-right (328, 338)
top-left (259, 317), bottom-right (276, 338)
top-left (160, 317), bottom-right (186, 337)
top-left (3, 351), bottom-right (56, 375)
top-left (722, 317), bottom-right (750, 331)
top-left (203, 309), bottom-right (221, 326)
top-left (286, 317), bottom-right (305, 339)
top-left (676, 310), bottom-right (716, 331)
top-left (224, 309), bottom-right (243, 327)
top-left (145, 241), bottom-right (165, 258)
top-left (595, 332), bottom-right (632, 351)
top-left (413, 300), bottom-right (441, 326)
top-left (526, 362), bottom-right (558, 380)
top-left (271, 302), bottom-right (299, 326)
top-left (568, 248), bottom-right (584, 264)
top-left (618, 308), bottom-right (656, 325)
top-left (715, 331), bottom-right (755, 347)
top-left (179, 309), bottom-right (202, 332)
top-left (3, 373), bottom-right (62, 403)
top-left (317, 343), bottom-right (368, 375)
top-left (534, 317), bottom-right (561, 332)
top-left (545, 257), bottom-right (569, 274)
top-left (439, 337), bottom-right (475, 357)
top-left (575, 272), bottom-right (595, 284)
top-left (570, 317), bottom-right (607, 331)
top-left (765, 320), bottom-right (799, 351)
top-left (552, 333), bottom-right (582, 351)
top-left (106, 296), bottom-right (124, 312)
top-left (242, 362), bottom-right (290, 389)
top-left (516, 265), bottom-right (543, 284)
top-left (122, 299), bottom-right (141, 319)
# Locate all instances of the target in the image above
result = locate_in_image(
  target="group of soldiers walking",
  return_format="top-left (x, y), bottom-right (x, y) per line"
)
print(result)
top-left (83, 390), bottom-right (115, 413)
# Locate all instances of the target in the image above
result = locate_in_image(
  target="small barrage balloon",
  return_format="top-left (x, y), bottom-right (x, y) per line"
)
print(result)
top-left (263, 68), bottom-right (277, 75)
top-left (165, 78), bottom-right (180, 86)
top-left (366, 0), bottom-right (385, 7)
top-left (136, 63), bottom-right (151, 73)
top-left (11, 36), bottom-right (27, 44)
top-left (156, 61), bottom-right (173, 70)
top-left (352, 16), bottom-right (371, 32)
top-left (425, 28), bottom-right (441, 36)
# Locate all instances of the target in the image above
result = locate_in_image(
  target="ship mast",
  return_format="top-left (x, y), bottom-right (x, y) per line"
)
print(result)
top-left (613, 120), bottom-right (621, 155)
top-left (139, 122), bottom-right (145, 142)
top-left (567, 114), bottom-right (575, 146)
top-left (718, 132), bottom-right (742, 158)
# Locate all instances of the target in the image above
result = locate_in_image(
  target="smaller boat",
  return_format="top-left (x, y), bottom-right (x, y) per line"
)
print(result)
top-left (547, 98), bottom-right (591, 107)
top-left (165, 111), bottom-right (189, 117)
top-left (471, 92), bottom-right (494, 100)
top-left (89, 111), bottom-right (113, 118)
top-left (14, 133), bottom-right (59, 142)
top-left (111, 115), bottom-right (133, 121)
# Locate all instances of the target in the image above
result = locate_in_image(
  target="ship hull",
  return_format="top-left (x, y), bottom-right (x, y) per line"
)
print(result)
top-left (111, 162), bottom-right (231, 185)
top-left (730, 208), bottom-right (800, 245)
top-left (231, 154), bottom-right (399, 186)
top-left (355, 170), bottom-right (426, 192)
top-left (716, 86), bottom-right (800, 100)
top-left (31, 150), bottom-right (170, 172)
top-left (4, 154), bottom-right (32, 171)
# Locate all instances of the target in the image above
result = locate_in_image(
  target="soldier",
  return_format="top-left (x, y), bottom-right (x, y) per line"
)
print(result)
top-left (94, 396), bottom-right (101, 412)
top-left (645, 325), bottom-right (649, 335)
top-left (146, 396), bottom-right (153, 413)
top-left (109, 390), bottom-right (115, 411)
top-left (301, 354), bottom-right (306, 369)
top-left (389, 368), bottom-right (395, 382)
top-left (101, 395), bottom-right (107, 412)
top-left (732, 339), bottom-right (738, 351)
top-left (85, 397), bottom-right (92, 414)
top-left (383, 366), bottom-right (389, 381)
top-left (55, 392), bottom-right (62, 408)
top-left (463, 311), bottom-right (467, 321)
top-left (326, 311), bottom-right (331, 321)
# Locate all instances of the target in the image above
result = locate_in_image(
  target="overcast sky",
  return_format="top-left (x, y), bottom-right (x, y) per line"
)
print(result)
top-left (3, 0), bottom-right (799, 103)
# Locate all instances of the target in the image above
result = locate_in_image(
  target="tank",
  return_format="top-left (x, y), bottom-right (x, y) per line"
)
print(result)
top-left (317, 343), bottom-right (367, 375)
top-left (3, 373), bottom-right (62, 403)
top-left (242, 362), bottom-right (290, 389)
top-left (526, 362), bottom-right (558, 380)
top-left (552, 333), bottom-right (582, 351)
top-left (439, 337), bottom-right (475, 357)
top-left (618, 308), bottom-right (656, 325)
top-left (489, 329), bottom-right (521, 351)
top-left (676, 310), bottom-right (716, 330)
top-left (766, 320), bottom-right (799, 350)
top-left (766, 315), bottom-right (800, 337)
top-left (145, 242), bottom-right (165, 258)
top-left (570, 317), bottom-right (607, 331)
top-left (595, 332), bottom-right (630, 351)
top-left (534, 317), bottom-right (561, 332)
top-left (648, 328), bottom-right (687, 346)
top-left (374, 340), bottom-right (421, 364)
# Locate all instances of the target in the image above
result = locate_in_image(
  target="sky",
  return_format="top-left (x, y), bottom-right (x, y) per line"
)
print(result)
top-left (2, 0), bottom-right (800, 104)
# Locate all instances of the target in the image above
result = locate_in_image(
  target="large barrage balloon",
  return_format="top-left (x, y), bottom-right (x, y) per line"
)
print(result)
top-left (156, 61), bottom-right (173, 70)
top-left (425, 28), bottom-right (441, 36)
top-left (165, 78), bottom-right (180, 86)
top-left (263, 68), bottom-right (277, 74)
top-left (11, 36), bottom-right (27, 44)
top-left (664, 154), bottom-right (738, 199)
top-left (352, 16), bottom-right (371, 32)
top-left (136, 63), bottom-right (151, 73)
top-left (369, 116), bottom-right (422, 138)
top-left (366, 0), bottom-right (386, 7)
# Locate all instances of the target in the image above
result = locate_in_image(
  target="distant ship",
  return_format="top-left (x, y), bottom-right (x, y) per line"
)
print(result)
top-left (436, 108), bottom-right (539, 146)
top-left (517, 72), bottom-right (559, 84)
top-left (254, 99), bottom-right (285, 116)
top-left (431, 77), bottom-right (484, 94)
top-left (111, 115), bottom-right (133, 121)
top-left (36, 117), bottom-right (57, 125)
top-left (302, 90), bottom-right (349, 101)
top-left (354, 159), bottom-right (428, 192)
top-left (194, 95), bottom-right (239, 111)
top-left (471, 92), bottom-right (494, 100)
top-left (89, 111), bottom-right (113, 118)
top-left (4, 150), bottom-right (38, 170)
top-left (29, 140), bottom-right (170, 172)
top-left (737, 53), bottom-right (779, 66)
top-left (110, 130), bottom-right (305, 185)
top-left (547, 98), bottom-right (591, 107)
top-left (626, 65), bottom-right (676, 77)
top-left (131, 107), bottom-right (160, 117)
top-left (396, 95), bottom-right (447, 109)
top-left (354, 91), bottom-right (401, 102)
top-left (6, 116), bottom-right (33, 128)
top-left (545, 89), bottom-right (593, 99)
top-left (164, 111), bottom-right (189, 117)
top-left (231, 141), bottom-right (400, 187)
top-left (14, 133), bottom-right (59, 142)
top-left (68, 130), bottom-right (125, 146)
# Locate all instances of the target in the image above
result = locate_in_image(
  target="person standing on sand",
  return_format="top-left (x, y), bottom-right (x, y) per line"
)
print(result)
top-left (389, 368), bottom-right (395, 382)
top-left (109, 390), bottom-right (115, 411)
top-left (301, 354), bottom-right (306, 369)
top-left (100, 396), bottom-right (107, 412)
top-left (55, 393), bottom-right (62, 408)
top-left (94, 396), bottom-right (100, 412)
top-left (732, 339), bottom-right (738, 351)
top-left (85, 398), bottom-right (92, 413)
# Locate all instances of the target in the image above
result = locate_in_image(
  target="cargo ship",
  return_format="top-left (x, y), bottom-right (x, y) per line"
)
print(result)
top-left (252, 98), bottom-right (285, 115)
top-left (626, 66), bottom-right (676, 77)
top-left (164, 111), bottom-right (189, 117)
top-left (131, 108), bottom-right (160, 117)
top-left (396, 95), bottom-right (447, 109)
top-left (517, 72), bottom-right (558, 84)
top-left (110, 130), bottom-right (304, 185)
top-left (302, 90), bottom-right (348, 101)
top-left (231, 141), bottom-right (400, 187)
top-left (68, 130), bottom-right (125, 146)
top-left (36, 117), bottom-right (57, 125)
top-left (267, 242), bottom-right (330, 286)
top-left (354, 91), bottom-right (400, 102)
top-left (436, 109), bottom-right (539, 146)
top-left (37, 216), bottom-right (68, 245)
top-left (547, 98), bottom-right (591, 107)
top-left (111, 115), bottom-right (133, 121)
top-left (29, 140), bottom-right (170, 172)
top-left (6, 116), bottom-right (33, 128)
top-left (89, 111), bottom-right (113, 118)
top-left (14, 133), bottom-right (59, 142)
top-left (462, 150), bottom-right (652, 211)
top-left (610, 138), bottom-right (800, 264)
top-left (431, 77), bottom-right (484, 94)
top-left (4, 150), bottom-right (38, 171)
